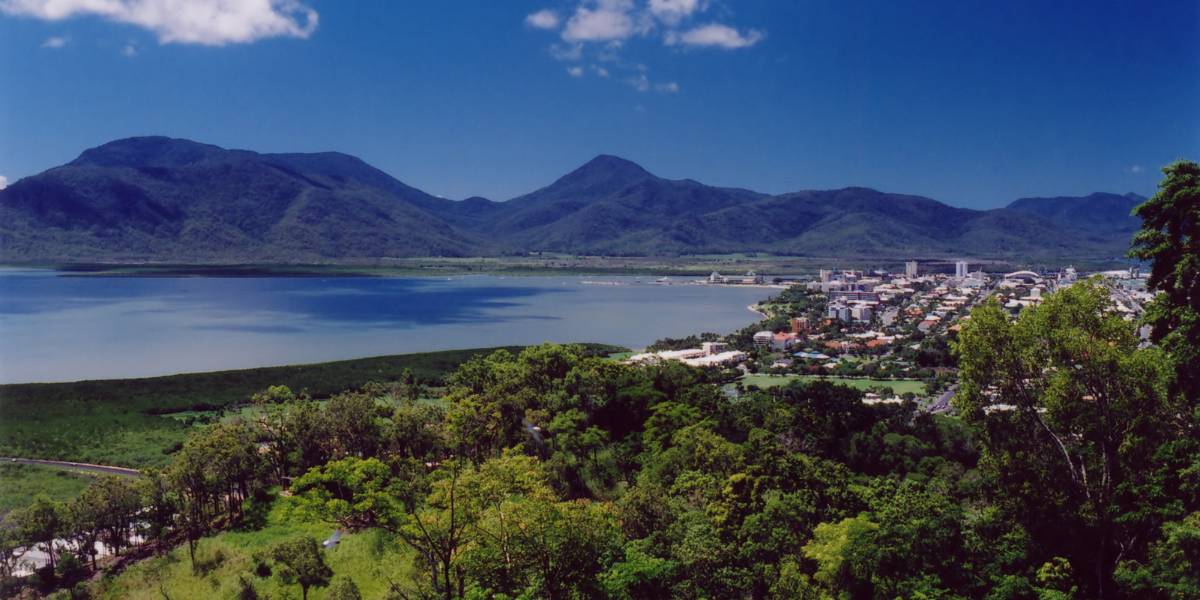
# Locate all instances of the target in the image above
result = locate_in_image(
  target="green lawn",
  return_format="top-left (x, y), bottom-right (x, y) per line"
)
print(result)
top-left (740, 374), bottom-right (927, 396)
top-left (0, 463), bottom-right (95, 518)
top-left (94, 498), bottom-right (418, 600)
top-left (0, 345), bottom-right (621, 468)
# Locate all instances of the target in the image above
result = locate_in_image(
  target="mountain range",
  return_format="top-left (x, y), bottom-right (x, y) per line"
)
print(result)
top-left (0, 137), bottom-right (1146, 263)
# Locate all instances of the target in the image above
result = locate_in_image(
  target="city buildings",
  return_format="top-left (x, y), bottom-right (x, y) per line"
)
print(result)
top-left (851, 304), bottom-right (873, 322)
top-left (827, 303), bottom-right (851, 322)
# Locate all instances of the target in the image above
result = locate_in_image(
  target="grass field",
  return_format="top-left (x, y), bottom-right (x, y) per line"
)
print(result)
top-left (0, 345), bottom-right (621, 468)
top-left (0, 463), bottom-right (95, 518)
top-left (740, 374), bottom-right (927, 396)
top-left (94, 497), bottom-right (416, 600)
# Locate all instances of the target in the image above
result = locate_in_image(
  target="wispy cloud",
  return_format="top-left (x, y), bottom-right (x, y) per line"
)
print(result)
top-left (628, 72), bottom-right (677, 93)
top-left (665, 23), bottom-right (763, 49)
top-left (40, 35), bottom-right (66, 48)
top-left (1126, 165), bottom-right (1145, 174)
top-left (525, 9), bottom-right (560, 30)
top-left (1, 0), bottom-right (318, 46)
top-left (525, 0), bottom-right (763, 92)
top-left (549, 42), bottom-right (584, 61)
top-left (0, 175), bottom-right (8, 190)
top-left (122, 42), bottom-right (138, 57)
top-left (534, 0), bottom-right (761, 49)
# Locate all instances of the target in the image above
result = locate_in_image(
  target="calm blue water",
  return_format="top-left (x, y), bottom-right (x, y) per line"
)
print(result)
top-left (0, 269), bottom-right (770, 383)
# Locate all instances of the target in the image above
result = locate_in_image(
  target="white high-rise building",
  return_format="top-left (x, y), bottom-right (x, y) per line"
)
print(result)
top-left (955, 261), bottom-right (969, 278)
top-left (851, 304), bottom-right (873, 322)
top-left (827, 303), bottom-right (851, 322)
top-left (905, 261), bottom-right (918, 278)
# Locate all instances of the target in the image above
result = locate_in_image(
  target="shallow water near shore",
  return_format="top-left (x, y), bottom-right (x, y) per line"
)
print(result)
top-left (0, 269), bottom-right (769, 383)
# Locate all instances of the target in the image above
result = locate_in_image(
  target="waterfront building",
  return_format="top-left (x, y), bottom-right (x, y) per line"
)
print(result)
top-left (753, 330), bottom-right (774, 350)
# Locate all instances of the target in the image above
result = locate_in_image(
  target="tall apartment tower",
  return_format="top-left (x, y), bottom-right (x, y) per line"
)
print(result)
top-left (955, 260), bottom-right (969, 278)
top-left (905, 261), bottom-right (918, 278)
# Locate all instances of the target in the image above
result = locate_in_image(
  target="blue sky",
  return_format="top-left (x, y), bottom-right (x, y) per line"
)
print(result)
top-left (1, 0), bottom-right (1197, 207)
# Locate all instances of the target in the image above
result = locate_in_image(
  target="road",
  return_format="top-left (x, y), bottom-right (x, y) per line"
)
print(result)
top-left (0, 457), bottom-right (142, 478)
top-left (924, 385), bottom-right (957, 414)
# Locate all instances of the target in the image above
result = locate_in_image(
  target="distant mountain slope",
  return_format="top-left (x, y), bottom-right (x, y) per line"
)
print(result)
top-left (0, 137), bottom-right (486, 261)
top-left (1006, 192), bottom-right (1144, 234)
top-left (484, 155), bottom-right (768, 254)
top-left (662, 188), bottom-right (1118, 258)
top-left (0, 136), bottom-right (1145, 262)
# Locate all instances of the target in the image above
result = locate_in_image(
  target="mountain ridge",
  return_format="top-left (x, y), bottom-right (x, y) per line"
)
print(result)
top-left (0, 136), bottom-right (1146, 262)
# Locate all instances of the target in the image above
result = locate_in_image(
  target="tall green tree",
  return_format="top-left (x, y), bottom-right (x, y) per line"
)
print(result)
top-left (138, 469), bottom-right (176, 555)
top-left (14, 495), bottom-right (64, 572)
top-left (64, 491), bottom-right (104, 571)
top-left (90, 476), bottom-right (142, 558)
top-left (269, 536), bottom-right (332, 600)
top-left (292, 457), bottom-right (410, 531)
top-left (1130, 160), bottom-right (1200, 403)
top-left (955, 280), bottom-right (1177, 598)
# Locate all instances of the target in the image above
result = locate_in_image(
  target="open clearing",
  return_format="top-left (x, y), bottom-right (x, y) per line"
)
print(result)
top-left (740, 374), bottom-right (927, 395)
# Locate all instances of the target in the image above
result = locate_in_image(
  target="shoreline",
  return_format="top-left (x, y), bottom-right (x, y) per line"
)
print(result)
top-left (0, 344), bottom-right (626, 388)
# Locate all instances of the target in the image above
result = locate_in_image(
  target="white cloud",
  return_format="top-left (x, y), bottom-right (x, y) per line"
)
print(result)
top-left (665, 23), bottom-right (763, 49)
top-left (563, 0), bottom-right (636, 42)
top-left (122, 42), bottom-right (137, 56)
top-left (648, 0), bottom-right (703, 25)
top-left (40, 34), bottom-right (66, 48)
top-left (526, 2), bottom-right (763, 94)
top-left (1126, 165), bottom-right (1145, 174)
top-left (0, 0), bottom-right (318, 46)
top-left (525, 9), bottom-right (559, 30)
top-left (0, 175), bottom-right (7, 190)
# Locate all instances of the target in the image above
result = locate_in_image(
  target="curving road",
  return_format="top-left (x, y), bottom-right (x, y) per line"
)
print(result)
top-left (0, 456), bottom-right (142, 478)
